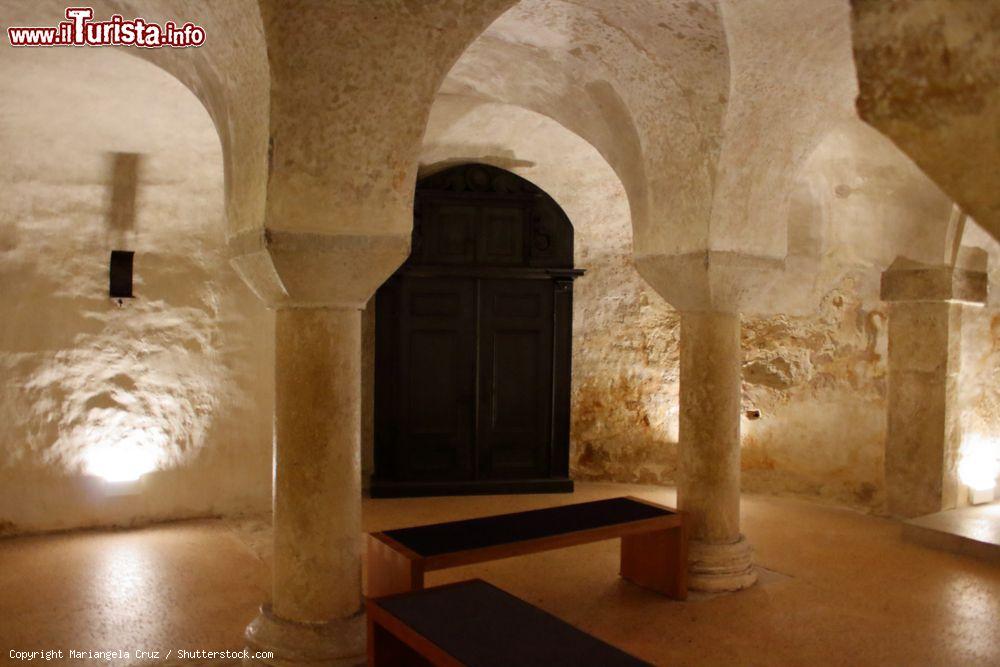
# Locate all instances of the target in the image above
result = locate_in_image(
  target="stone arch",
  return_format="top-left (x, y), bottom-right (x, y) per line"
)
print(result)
top-left (709, 0), bottom-right (858, 261)
top-left (416, 95), bottom-right (683, 484)
top-left (440, 0), bottom-right (878, 316)
top-left (796, 120), bottom-right (957, 269)
top-left (419, 95), bottom-right (635, 259)
top-left (439, 0), bottom-right (731, 264)
top-left (0, 0), bottom-right (270, 236)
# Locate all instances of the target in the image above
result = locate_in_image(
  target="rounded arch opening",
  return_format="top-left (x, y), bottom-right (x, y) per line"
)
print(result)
top-left (0, 0), bottom-right (268, 236)
top-left (369, 161), bottom-right (583, 496)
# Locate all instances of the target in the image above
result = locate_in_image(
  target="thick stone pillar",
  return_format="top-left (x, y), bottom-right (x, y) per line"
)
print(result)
top-left (884, 300), bottom-right (962, 518)
top-left (245, 307), bottom-right (364, 666)
top-left (882, 261), bottom-right (987, 518)
top-left (230, 220), bottom-right (410, 667)
top-left (678, 310), bottom-right (756, 592)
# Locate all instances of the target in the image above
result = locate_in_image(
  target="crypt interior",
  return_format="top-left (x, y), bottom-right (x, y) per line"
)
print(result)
top-left (1, 0), bottom-right (999, 665)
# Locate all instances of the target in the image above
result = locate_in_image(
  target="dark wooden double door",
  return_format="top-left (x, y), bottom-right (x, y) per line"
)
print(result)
top-left (371, 163), bottom-right (579, 497)
top-left (374, 275), bottom-right (566, 494)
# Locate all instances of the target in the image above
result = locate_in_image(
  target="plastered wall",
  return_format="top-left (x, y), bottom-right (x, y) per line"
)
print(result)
top-left (0, 49), bottom-right (273, 534)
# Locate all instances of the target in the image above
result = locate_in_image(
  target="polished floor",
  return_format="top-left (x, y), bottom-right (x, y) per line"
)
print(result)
top-left (1, 483), bottom-right (999, 666)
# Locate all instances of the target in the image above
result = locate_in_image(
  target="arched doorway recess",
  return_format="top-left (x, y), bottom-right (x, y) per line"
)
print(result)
top-left (372, 163), bottom-right (584, 497)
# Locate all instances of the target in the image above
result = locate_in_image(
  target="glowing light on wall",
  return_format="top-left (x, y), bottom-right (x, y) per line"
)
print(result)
top-left (83, 428), bottom-right (164, 482)
top-left (958, 434), bottom-right (999, 500)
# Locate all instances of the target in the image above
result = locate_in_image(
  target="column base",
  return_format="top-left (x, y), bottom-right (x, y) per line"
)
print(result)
top-left (244, 604), bottom-right (365, 667)
top-left (688, 534), bottom-right (757, 593)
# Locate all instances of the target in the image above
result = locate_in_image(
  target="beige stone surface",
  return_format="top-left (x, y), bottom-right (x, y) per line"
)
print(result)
top-left (441, 0), bottom-right (729, 259)
top-left (251, 307), bottom-right (364, 664)
top-left (1, 0), bottom-right (995, 539)
top-left (852, 0), bottom-right (1000, 236)
top-left (678, 311), bottom-right (742, 545)
top-left (678, 311), bottom-right (757, 591)
top-left (0, 7), bottom-right (996, 667)
top-left (885, 300), bottom-right (964, 518)
top-left (880, 249), bottom-right (998, 519)
top-left (271, 308), bottom-right (361, 623)
top-left (442, 0), bottom-right (880, 314)
top-left (1, 5), bottom-right (998, 661)
top-left (881, 262), bottom-right (988, 305)
top-left (231, 0), bottom-right (518, 311)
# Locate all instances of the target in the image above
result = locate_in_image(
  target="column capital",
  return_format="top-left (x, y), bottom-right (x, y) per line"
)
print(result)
top-left (635, 250), bottom-right (783, 314)
top-left (228, 228), bottom-right (409, 309)
top-left (880, 261), bottom-right (987, 305)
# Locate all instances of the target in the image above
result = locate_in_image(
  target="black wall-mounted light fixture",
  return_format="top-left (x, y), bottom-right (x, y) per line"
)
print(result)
top-left (109, 250), bottom-right (135, 300)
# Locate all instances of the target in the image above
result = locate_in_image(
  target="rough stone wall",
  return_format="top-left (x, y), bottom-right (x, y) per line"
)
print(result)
top-left (572, 115), bottom-right (1000, 512)
top-left (569, 220), bottom-right (681, 486)
top-left (0, 49), bottom-right (273, 534)
top-left (573, 270), bottom-right (890, 512)
top-left (739, 284), bottom-right (887, 509)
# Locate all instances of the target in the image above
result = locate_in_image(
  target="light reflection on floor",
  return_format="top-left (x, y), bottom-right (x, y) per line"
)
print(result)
top-left (0, 483), bottom-right (998, 666)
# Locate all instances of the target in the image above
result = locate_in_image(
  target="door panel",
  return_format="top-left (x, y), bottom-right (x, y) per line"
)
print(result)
top-left (478, 279), bottom-right (554, 478)
top-left (395, 277), bottom-right (476, 480)
top-left (477, 205), bottom-right (525, 265)
top-left (422, 203), bottom-right (476, 264)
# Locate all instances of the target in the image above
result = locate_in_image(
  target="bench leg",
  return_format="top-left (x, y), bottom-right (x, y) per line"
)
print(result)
top-left (368, 615), bottom-right (435, 667)
top-left (367, 534), bottom-right (425, 598)
top-left (620, 526), bottom-right (689, 600)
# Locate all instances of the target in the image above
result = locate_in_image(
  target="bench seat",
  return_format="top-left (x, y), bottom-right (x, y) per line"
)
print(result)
top-left (367, 496), bottom-right (687, 600)
top-left (367, 579), bottom-right (653, 667)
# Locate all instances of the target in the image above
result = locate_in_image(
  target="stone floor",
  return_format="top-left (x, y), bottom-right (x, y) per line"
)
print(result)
top-left (904, 501), bottom-right (1000, 564)
top-left (2, 482), bottom-right (999, 666)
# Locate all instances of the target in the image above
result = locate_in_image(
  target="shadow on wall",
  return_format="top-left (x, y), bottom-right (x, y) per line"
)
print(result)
top-left (107, 152), bottom-right (141, 234)
top-left (419, 151), bottom-right (536, 178)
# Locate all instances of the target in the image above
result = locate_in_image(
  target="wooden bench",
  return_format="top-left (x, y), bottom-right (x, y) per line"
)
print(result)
top-left (367, 579), bottom-right (653, 667)
top-left (367, 496), bottom-right (687, 600)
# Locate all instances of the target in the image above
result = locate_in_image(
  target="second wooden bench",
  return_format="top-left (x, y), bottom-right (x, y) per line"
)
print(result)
top-left (367, 496), bottom-right (688, 600)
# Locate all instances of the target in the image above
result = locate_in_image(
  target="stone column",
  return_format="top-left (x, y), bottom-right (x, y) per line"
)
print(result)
top-left (229, 225), bottom-right (410, 667)
top-left (882, 261), bottom-right (987, 518)
top-left (678, 310), bottom-right (756, 592)
top-left (245, 306), bottom-right (364, 666)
